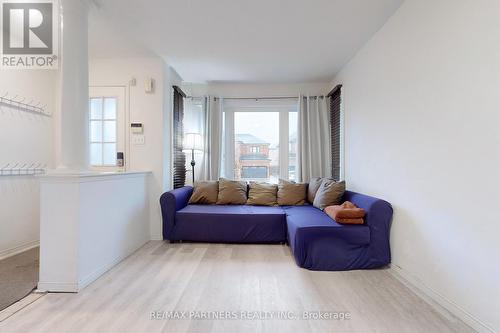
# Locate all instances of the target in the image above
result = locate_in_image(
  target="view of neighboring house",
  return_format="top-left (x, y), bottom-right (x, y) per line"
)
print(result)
top-left (234, 133), bottom-right (298, 183)
top-left (235, 134), bottom-right (272, 181)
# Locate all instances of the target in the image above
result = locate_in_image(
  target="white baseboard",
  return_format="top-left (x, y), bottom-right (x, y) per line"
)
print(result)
top-left (38, 240), bottom-right (149, 293)
top-left (0, 240), bottom-right (39, 261)
top-left (78, 250), bottom-right (134, 290)
top-left (37, 282), bottom-right (78, 293)
top-left (389, 264), bottom-right (496, 333)
top-left (150, 234), bottom-right (163, 241)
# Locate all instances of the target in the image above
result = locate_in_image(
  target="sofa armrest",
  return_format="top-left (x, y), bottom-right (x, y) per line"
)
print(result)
top-left (342, 190), bottom-right (393, 263)
top-left (159, 186), bottom-right (193, 240)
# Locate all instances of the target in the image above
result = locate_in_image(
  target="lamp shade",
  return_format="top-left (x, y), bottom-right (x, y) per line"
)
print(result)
top-left (183, 133), bottom-right (203, 151)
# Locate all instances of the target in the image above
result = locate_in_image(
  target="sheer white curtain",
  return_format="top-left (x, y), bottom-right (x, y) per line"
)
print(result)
top-left (200, 96), bottom-right (223, 180)
top-left (183, 98), bottom-right (204, 184)
top-left (297, 95), bottom-right (331, 182)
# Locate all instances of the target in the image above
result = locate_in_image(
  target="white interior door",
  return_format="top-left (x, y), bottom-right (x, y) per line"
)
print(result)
top-left (89, 86), bottom-right (126, 171)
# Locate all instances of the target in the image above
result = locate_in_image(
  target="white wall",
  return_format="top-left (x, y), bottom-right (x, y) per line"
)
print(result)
top-left (89, 57), bottom-right (180, 240)
top-left (183, 82), bottom-right (330, 98)
top-left (331, 0), bottom-right (500, 331)
top-left (0, 70), bottom-right (57, 259)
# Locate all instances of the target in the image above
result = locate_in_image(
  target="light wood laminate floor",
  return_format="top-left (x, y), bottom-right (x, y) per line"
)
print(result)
top-left (0, 241), bottom-right (473, 333)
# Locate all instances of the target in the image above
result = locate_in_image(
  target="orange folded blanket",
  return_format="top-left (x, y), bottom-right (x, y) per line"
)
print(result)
top-left (324, 201), bottom-right (365, 224)
top-left (333, 217), bottom-right (364, 225)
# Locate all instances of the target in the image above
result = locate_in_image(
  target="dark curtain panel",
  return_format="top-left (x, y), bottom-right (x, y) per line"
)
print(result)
top-left (328, 85), bottom-right (342, 181)
top-left (173, 86), bottom-right (186, 189)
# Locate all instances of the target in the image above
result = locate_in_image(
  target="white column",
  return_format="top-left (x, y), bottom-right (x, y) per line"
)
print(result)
top-left (55, 0), bottom-right (90, 171)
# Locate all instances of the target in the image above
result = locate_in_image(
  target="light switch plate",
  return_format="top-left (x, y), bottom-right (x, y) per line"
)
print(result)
top-left (132, 134), bottom-right (145, 145)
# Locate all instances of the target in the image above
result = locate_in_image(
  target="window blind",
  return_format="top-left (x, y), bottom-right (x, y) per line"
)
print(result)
top-left (328, 85), bottom-right (342, 181)
top-left (173, 86), bottom-right (186, 189)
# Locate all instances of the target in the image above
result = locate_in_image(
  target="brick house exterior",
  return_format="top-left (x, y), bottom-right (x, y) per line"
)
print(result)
top-left (235, 134), bottom-right (271, 180)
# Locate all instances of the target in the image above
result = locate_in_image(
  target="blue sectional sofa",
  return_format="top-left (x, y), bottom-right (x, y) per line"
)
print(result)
top-left (160, 186), bottom-right (393, 271)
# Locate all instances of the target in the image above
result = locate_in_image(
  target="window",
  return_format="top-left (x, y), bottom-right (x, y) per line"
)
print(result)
top-left (223, 98), bottom-right (298, 183)
top-left (89, 97), bottom-right (117, 166)
top-left (234, 111), bottom-right (279, 182)
top-left (250, 146), bottom-right (260, 154)
top-left (183, 97), bottom-right (204, 185)
top-left (89, 87), bottom-right (125, 170)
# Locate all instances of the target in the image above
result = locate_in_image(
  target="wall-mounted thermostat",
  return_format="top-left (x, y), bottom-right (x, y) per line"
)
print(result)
top-left (130, 123), bottom-right (144, 134)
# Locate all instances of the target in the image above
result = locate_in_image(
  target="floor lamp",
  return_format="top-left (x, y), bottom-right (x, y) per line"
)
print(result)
top-left (183, 133), bottom-right (203, 184)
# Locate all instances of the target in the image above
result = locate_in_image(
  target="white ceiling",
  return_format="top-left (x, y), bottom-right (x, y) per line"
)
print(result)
top-left (89, 0), bottom-right (403, 83)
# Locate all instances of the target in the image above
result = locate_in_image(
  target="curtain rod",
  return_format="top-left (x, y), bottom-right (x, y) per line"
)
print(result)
top-left (216, 96), bottom-right (298, 100)
top-left (190, 96), bottom-right (325, 100)
top-left (185, 96), bottom-right (327, 100)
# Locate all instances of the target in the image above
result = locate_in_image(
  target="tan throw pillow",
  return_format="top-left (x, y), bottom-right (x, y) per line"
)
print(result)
top-left (307, 177), bottom-right (324, 203)
top-left (277, 179), bottom-right (307, 206)
top-left (189, 181), bottom-right (219, 204)
top-left (216, 178), bottom-right (248, 205)
top-left (247, 182), bottom-right (278, 206)
top-left (313, 180), bottom-right (346, 210)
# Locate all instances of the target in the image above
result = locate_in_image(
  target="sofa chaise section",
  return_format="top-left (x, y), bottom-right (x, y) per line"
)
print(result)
top-left (285, 191), bottom-right (393, 270)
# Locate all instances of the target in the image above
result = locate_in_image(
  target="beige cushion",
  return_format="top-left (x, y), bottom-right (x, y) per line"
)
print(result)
top-left (313, 180), bottom-right (346, 210)
top-left (307, 177), bottom-right (324, 203)
top-left (247, 182), bottom-right (278, 206)
top-left (216, 178), bottom-right (248, 205)
top-left (277, 179), bottom-right (307, 206)
top-left (189, 181), bottom-right (219, 204)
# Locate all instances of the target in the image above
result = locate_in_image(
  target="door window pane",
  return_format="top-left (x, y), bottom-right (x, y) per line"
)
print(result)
top-left (103, 98), bottom-right (117, 119)
top-left (90, 98), bottom-right (102, 119)
top-left (103, 121), bottom-right (116, 142)
top-left (103, 143), bottom-right (117, 165)
top-left (234, 112), bottom-right (279, 183)
top-left (90, 143), bottom-right (102, 165)
top-left (90, 120), bottom-right (102, 142)
top-left (89, 96), bottom-right (118, 167)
